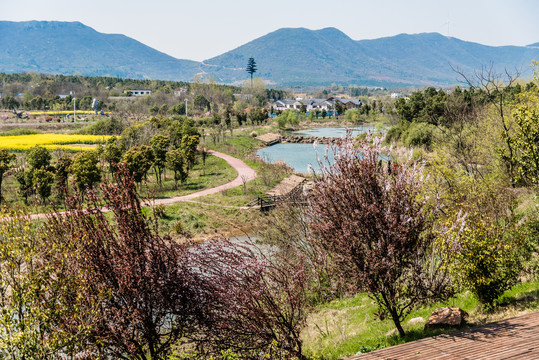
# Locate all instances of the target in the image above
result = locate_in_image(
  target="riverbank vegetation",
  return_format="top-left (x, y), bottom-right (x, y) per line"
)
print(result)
top-left (0, 67), bottom-right (539, 359)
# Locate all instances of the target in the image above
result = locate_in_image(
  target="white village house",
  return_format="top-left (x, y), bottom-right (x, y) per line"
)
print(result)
top-left (125, 89), bottom-right (152, 96)
top-left (273, 97), bottom-right (362, 112)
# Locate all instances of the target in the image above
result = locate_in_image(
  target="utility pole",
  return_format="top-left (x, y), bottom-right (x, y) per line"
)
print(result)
top-left (73, 97), bottom-right (76, 121)
top-left (185, 98), bottom-right (188, 116)
top-left (442, 21), bottom-right (450, 37)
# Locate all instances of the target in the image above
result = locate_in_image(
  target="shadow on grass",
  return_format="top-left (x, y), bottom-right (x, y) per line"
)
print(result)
top-left (496, 289), bottom-right (539, 310)
top-left (200, 171), bottom-right (223, 177)
top-left (363, 290), bottom-right (539, 354)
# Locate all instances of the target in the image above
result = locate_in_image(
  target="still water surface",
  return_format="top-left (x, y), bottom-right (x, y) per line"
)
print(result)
top-left (256, 126), bottom-right (378, 174)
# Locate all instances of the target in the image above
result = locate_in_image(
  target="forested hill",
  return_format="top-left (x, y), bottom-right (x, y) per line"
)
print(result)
top-left (205, 28), bottom-right (539, 86)
top-left (1, 21), bottom-right (538, 87)
top-left (0, 21), bottom-right (202, 81)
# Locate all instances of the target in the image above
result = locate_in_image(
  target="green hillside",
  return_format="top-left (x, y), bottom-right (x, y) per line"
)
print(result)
top-left (0, 21), bottom-right (201, 81)
top-left (1, 21), bottom-right (538, 87)
top-left (205, 28), bottom-right (539, 86)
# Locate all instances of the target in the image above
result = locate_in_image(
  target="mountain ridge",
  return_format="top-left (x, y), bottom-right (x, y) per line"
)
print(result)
top-left (0, 20), bottom-right (202, 80)
top-left (1, 21), bottom-right (538, 87)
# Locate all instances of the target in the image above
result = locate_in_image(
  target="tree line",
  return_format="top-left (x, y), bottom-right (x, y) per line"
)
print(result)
top-left (0, 116), bottom-right (201, 206)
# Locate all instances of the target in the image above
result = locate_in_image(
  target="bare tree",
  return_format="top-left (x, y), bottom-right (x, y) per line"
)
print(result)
top-left (41, 168), bottom-right (311, 359)
top-left (240, 174), bottom-right (249, 192)
top-left (257, 198), bottom-right (350, 304)
top-left (453, 64), bottom-right (521, 184)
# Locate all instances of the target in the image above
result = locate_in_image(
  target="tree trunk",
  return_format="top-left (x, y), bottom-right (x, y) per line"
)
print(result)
top-left (389, 307), bottom-right (405, 337)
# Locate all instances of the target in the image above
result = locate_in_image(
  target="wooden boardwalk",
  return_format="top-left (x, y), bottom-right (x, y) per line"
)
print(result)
top-left (246, 175), bottom-right (307, 211)
top-left (348, 311), bottom-right (539, 360)
top-left (256, 133), bottom-right (281, 146)
top-left (265, 174), bottom-right (306, 197)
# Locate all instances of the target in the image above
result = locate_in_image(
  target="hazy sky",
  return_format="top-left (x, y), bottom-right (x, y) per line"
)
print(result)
top-left (2, 0), bottom-right (538, 61)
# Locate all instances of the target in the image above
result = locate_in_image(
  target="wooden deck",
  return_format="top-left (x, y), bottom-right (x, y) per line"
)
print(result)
top-left (256, 133), bottom-right (281, 146)
top-left (266, 174), bottom-right (306, 197)
top-left (347, 311), bottom-right (539, 360)
top-left (246, 175), bottom-right (307, 212)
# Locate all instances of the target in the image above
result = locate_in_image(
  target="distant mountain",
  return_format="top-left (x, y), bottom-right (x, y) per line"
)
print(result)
top-left (205, 28), bottom-right (539, 86)
top-left (1, 21), bottom-right (538, 87)
top-left (0, 21), bottom-right (201, 80)
top-left (204, 27), bottom-right (379, 85)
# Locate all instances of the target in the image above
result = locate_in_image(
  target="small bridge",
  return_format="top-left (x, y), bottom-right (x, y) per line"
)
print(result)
top-left (247, 174), bottom-right (307, 212)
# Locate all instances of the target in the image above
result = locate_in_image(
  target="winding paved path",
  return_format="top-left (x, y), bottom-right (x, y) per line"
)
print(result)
top-left (18, 149), bottom-right (257, 220)
top-left (150, 149), bottom-right (256, 205)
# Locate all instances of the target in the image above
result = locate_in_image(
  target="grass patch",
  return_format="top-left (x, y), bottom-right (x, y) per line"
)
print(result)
top-left (2, 145), bottom-right (289, 239)
top-left (152, 200), bottom-right (263, 241)
top-left (202, 128), bottom-right (267, 160)
top-left (151, 158), bottom-right (291, 240)
top-left (139, 154), bottom-right (238, 200)
top-left (302, 281), bottom-right (539, 359)
top-left (0, 128), bottom-right (41, 136)
top-left (1, 152), bottom-right (238, 217)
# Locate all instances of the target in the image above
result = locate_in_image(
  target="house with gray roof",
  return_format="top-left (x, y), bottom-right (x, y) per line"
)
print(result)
top-left (273, 97), bottom-right (362, 112)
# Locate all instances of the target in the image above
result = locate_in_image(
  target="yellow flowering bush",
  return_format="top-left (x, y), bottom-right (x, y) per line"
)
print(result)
top-left (439, 210), bottom-right (527, 308)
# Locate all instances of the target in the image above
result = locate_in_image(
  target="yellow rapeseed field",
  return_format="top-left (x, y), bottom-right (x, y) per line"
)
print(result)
top-left (28, 110), bottom-right (95, 115)
top-left (0, 134), bottom-right (110, 151)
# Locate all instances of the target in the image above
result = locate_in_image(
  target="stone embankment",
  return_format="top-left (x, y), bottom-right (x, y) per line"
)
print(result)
top-left (280, 136), bottom-right (337, 144)
top-left (256, 133), bottom-right (341, 146)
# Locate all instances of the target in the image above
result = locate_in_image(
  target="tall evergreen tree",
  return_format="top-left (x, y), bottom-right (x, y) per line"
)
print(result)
top-left (246, 57), bottom-right (257, 87)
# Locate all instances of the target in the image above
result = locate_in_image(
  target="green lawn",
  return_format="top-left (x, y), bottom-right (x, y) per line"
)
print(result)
top-left (149, 158), bottom-right (291, 240)
top-left (302, 281), bottom-right (539, 359)
top-left (139, 154), bottom-right (238, 199)
top-left (0, 152), bottom-right (237, 215)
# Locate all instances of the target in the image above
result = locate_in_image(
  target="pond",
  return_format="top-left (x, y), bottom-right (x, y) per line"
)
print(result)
top-left (257, 143), bottom-right (334, 174)
top-left (256, 126), bottom-right (380, 174)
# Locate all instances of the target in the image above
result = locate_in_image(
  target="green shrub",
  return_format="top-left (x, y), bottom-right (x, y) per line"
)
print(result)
top-left (0, 128), bottom-right (40, 136)
top-left (344, 109), bottom-right (361, 123)
top-left (384, 121), bottom-right (409, 144)
top-left (401, 122), bottom-right (437, 149)
top-left (154, 204), bottom-right (167, 219)
top-left (441, 210), bottom-right (528, 308)
top-left (276, 115), bottom-right (287, 129)
top-left (77, 117), bottom-right (126, 135)
top-left (173, 220), bottom-right (189, 236)
top-left (173, 220), bottom-right (183, 233)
